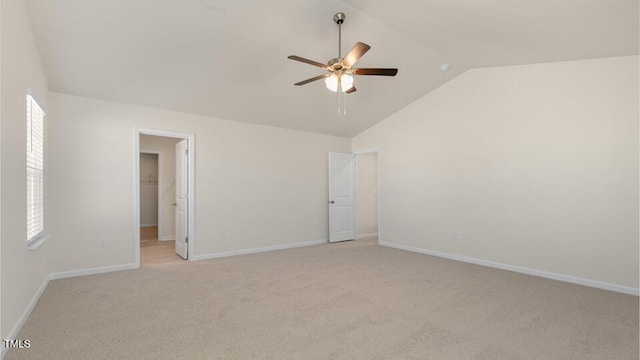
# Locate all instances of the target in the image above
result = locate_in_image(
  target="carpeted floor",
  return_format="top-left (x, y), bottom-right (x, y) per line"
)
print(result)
top-left (6, 239), bottom-right (639, 359)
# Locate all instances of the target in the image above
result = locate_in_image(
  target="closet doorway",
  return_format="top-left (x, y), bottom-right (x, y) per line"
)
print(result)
top-left (136, 132), bottom-right (193, 266)
top-left (139, 152), bottom-right (160, 244)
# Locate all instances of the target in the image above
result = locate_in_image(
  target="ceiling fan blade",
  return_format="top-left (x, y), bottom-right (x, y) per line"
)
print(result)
top-left (353, 68), bottom-right (398, 76)
top-left (287, 55), bottom-right (328, 69)
top-left (345, 86), bottom-right (357, 94)
top-left (294, 73), bottom-right (330, 86)
top-left (343, 42), bottom-right (371, 67)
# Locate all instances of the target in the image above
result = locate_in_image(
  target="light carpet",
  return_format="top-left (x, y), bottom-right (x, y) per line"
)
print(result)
top-left (6, 239), bottom-right (639, 359)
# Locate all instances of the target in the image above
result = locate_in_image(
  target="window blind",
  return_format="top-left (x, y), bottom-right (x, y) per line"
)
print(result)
top-left (27, 95), bottom-right (45, 242)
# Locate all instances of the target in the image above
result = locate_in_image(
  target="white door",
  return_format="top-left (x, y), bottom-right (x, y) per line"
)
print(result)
top-left (175, 139), bottom-right (188, 259)
top-left (328, 152), bottom-right (356, 242)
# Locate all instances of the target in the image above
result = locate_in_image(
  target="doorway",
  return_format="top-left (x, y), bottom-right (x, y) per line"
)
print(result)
top-left (134, 129), bottom-right (195, 267)
top-left (356, 150), bottom-right (379, 243)
top-left (138, 137), bottom-right (180, 265)
top-left (139, 152), bottom-right (160, 244)
top-left (327, 150), bottom-right (380, 244)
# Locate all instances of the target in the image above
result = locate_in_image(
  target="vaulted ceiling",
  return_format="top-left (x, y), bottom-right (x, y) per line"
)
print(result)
top-left (26, 0), bottom-right (639, 137)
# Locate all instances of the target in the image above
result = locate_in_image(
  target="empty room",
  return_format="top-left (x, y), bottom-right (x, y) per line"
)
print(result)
top-left (1, 0), bottom-right (638, 359)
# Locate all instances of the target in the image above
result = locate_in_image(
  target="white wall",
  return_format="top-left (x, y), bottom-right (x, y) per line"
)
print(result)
top-left (139, 153), bottom-right (158, 227)
top-left (0, 0), bottom-right (3, 341)
top-left (47, 92), bottom-right (350, 272)
top-left (140, 135), bottom-right (181, 240)
top-left (352, 56), bottom-right (639, 290)
top-left (1, 0), bottom-right (50, 342)
top-left (357, 153), bottom-right (378, 236)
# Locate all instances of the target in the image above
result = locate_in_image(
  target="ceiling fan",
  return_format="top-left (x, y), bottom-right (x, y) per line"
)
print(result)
top-left (288, 12), bottom-right (398, 94)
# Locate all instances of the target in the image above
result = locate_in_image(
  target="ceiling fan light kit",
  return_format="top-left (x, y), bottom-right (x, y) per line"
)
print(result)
top-left (288, 12), bottom-right (398, 113)
top-left (325, 73), bottom-right (354, 93)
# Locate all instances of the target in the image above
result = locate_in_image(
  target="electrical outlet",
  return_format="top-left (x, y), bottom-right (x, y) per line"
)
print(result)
top-left (222, 231), bottom-right (228, 238)
top-left (98, 239), bottom-right (106, 248)
top-left (455, 231), bottom-right (464, 241)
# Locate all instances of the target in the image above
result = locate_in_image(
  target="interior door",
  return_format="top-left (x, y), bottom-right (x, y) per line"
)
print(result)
top-left (175, 139), bottom-right (188, 259)
top-left (328, 152), bottom-right (356, 242)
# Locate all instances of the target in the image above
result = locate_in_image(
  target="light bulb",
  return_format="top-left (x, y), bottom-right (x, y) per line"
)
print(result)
top-left (325, 74), bottom-right (339, 92)
top-left (340, 74), bottom-right (354, 92)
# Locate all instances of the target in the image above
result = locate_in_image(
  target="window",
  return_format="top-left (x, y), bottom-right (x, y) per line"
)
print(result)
top-left (26, 94), bottom-right (45, 242)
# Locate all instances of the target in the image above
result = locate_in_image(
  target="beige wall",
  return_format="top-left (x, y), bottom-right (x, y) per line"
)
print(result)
top-left (352, 56), bottom-right (639, 289)
top-left (1, 0), bottom-right (50, 341)
top-left (47, 92), bottom-right (350, 272)
top-left (357, 153), bottom-right (378, 236)
top-left (139, 153), bottom-right (159, 227)
top-left (140, 135), bottom-right (181, 240)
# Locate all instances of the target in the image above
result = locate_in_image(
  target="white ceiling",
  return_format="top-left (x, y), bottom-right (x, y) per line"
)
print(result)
top-left (26, 0), bottom-right (638, 137)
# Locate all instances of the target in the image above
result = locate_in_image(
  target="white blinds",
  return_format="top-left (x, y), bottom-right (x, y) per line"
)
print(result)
top-left (27, 95), bottom-right (45, 241)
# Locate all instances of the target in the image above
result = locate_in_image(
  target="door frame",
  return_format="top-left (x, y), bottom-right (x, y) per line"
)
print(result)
top-left (354, 149), bottom-right (381, 242)
top-left (134, 128), bottom-right (195, 267)
top-left (138, 151), bottom-right (162, 236)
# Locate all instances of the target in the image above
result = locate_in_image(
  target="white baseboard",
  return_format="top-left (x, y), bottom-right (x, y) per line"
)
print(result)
top-left (2, 264), bottom-right (138, 359)
top-left (379, 241), bottom-right (639, 296)
top-left (49, 263), bottom-right (138, 280)
top-left (158, 236), bottom-right (175, 241)
top-left (191, 239), bottom-right (327, 261)
top-left (357, 233), bottom-right (378, 239)
top-left (140, 224), bottom-right (157, 228)
top-left (1, 275), bottom-right (50, 359)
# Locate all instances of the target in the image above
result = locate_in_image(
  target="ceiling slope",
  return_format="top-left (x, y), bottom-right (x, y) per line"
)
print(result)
top-left (26, 0), bottom-right (639, 137)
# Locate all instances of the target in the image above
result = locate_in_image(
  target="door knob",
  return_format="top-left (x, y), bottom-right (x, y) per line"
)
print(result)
top-left (172, 203), bottom-right (177, 206)
top-left (329, 200), bottom-right (335, 204)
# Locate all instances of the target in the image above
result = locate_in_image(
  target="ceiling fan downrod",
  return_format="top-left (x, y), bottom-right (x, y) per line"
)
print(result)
top-left (334, 12), bottom-right (346, 59)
